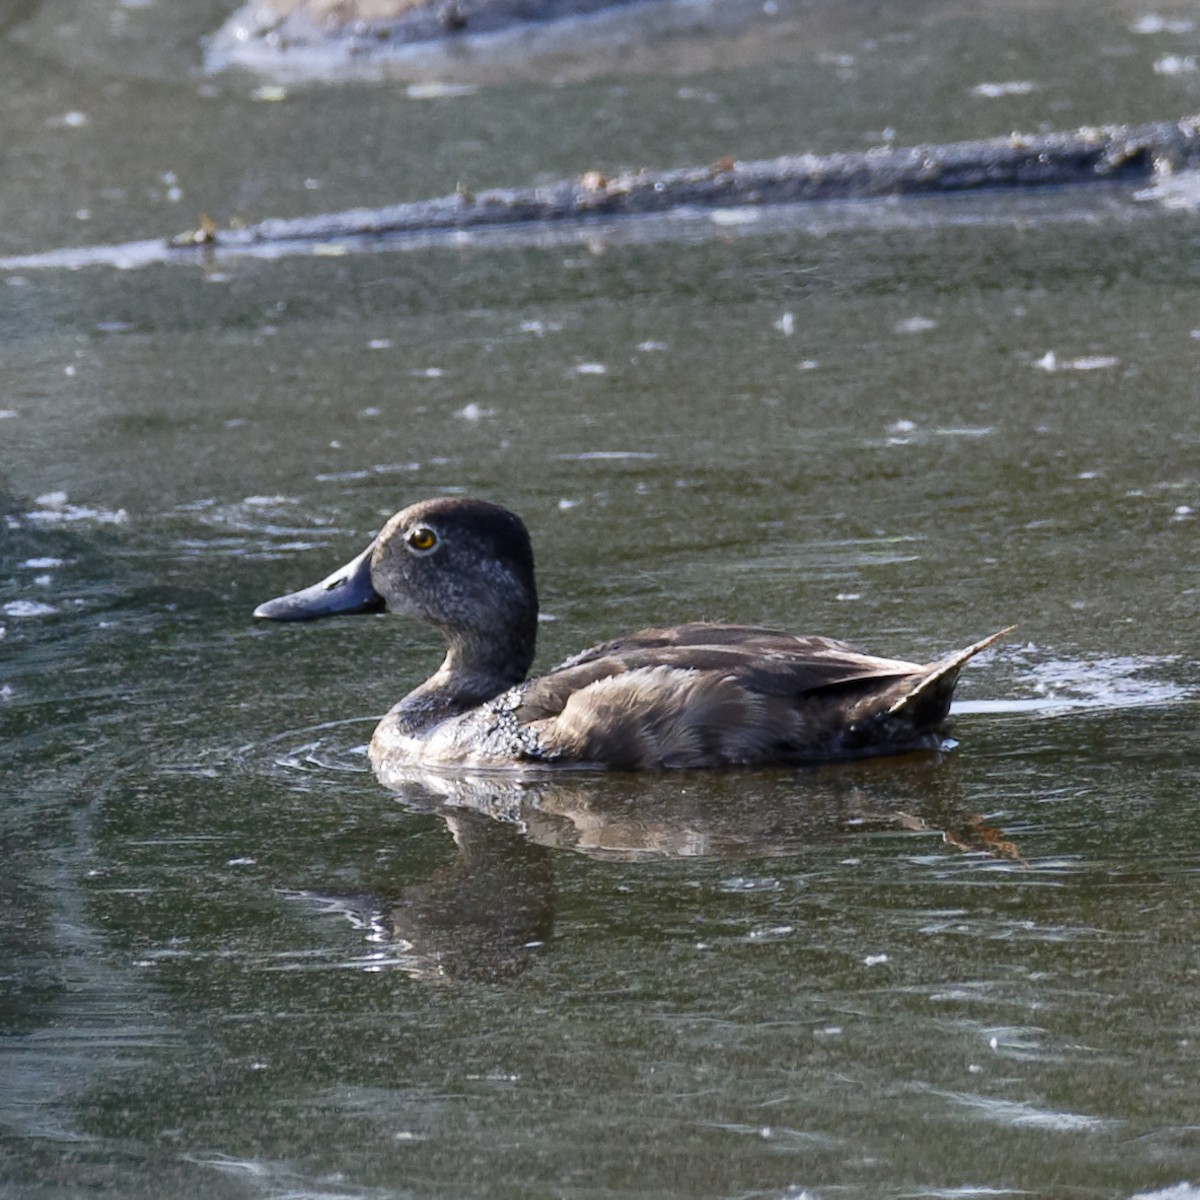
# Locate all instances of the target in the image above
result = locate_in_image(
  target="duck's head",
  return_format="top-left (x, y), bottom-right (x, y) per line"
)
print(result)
top-left (254, 497), bottom-right (539, 683)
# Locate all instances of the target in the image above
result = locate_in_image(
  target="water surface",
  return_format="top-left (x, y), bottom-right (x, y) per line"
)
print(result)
top-left (2, 1), bottom-right (1199, 1197)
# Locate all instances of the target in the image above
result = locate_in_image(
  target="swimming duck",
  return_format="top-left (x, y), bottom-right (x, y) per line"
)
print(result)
top-left (254, 497), bottom-right (1012, 772)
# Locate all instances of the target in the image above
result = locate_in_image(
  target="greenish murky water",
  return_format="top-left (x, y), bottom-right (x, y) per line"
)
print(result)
top-left (2, 2), bottom-right (1199, 1198)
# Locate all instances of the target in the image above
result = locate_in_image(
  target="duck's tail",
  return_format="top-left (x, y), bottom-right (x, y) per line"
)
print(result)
top-left (886, 625), bottom-right (1017, 726)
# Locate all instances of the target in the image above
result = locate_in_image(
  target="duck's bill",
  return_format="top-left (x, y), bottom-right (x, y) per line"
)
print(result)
top-left (253, 543), bottom-right (385, 621)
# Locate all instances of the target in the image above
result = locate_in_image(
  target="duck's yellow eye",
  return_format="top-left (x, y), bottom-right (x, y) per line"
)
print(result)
top-left (406, 526), bottom-right (438, 554)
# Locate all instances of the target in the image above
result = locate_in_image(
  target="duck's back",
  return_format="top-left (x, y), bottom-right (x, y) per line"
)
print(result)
top-left (512, 622), bottom-right (965, 769)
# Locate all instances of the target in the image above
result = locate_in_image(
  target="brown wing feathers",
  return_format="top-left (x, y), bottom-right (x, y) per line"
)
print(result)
top-left (518, 623), bottom-right (924, 722)
top-left (527, 665), bottom-right (806, 769)
top-left (516, 622), bottom-right (1012, 768)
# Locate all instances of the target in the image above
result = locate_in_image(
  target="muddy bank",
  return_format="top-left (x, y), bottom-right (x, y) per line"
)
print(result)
top-left (203, 0), bottom-right (958, 85)
top-left (3, 116), bottom-right (1196, 271)
top-left (219, 0), bottom-right (655, 46)
top-left (168, 115), bottom-right (1200, 243)
top-left (207, 0), bottom-right (716, 81)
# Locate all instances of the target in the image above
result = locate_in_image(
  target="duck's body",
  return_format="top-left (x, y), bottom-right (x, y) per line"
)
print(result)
top-left (254, 498), bottom-right (1011, 773)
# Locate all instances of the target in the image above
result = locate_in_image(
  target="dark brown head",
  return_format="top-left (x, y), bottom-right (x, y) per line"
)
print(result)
top-left (254, 497), bottom-right (539, 686)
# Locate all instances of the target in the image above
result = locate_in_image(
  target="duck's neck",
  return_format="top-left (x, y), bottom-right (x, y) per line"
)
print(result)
top-left (388, 625), bottom-right (535, 736)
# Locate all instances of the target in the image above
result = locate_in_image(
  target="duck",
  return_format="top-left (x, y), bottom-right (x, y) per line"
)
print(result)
top-left (253, 497), bottom-right (1013, 772)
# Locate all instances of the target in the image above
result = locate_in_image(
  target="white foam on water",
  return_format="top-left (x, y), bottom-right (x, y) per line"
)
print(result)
top-left (1128, 1186), bottom-right (1200, 1200)
top-left (930, 1087), bottom-right (1117, 1132)
top-left (971, 80), bottom-right (1037, 96)
top-left (3, 601), bottom-right (58, 617)
top-left (956, 653), bottom-right (1189, 717)
top-left (22, 492), bottom-right (127, 525)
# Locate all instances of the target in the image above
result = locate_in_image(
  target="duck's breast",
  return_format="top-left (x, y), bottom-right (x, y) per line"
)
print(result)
top-left (369, 694), bottom-right (536, 772)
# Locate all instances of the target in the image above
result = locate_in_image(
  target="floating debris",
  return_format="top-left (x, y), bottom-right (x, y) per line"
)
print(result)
top-left (242, 494), bottom-right (295, 506)
top-left (1131, 14), bottom-right (1197, 34)
top-left (1031, 351), bottom-right (1120, 371)
top-left (21, 492), bottom-right (128, 525)
top-left (454, 402), bottom-right (494, 421)
top-left (709, 207), bottom-right (760, 226)
top-left (942, 815), bottom-right (1027, 865)
top-left (1135, 164), bottom-right (1200, 210)
top-left (876, 810), bottom-right (1027, 865)
top-left (3, 600), bottom-right (58, 617)
top-left (971, 81), bottom-right (1037, 97)
top-left (554, 450), bottom-right (657, 461)
top-left (1154, 55), bottom-right (1199, 75)
top-left (405, 82), bottom-right (477, 99)
top-left (894, 316), bottom-right (937, 333)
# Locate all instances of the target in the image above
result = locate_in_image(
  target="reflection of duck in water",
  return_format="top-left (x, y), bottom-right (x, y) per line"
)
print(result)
top-left (390, 756), bottom-right (965, 860)
top-left (294, 763), bottom-right (1021, 981)
top-left (300, 807), bottom-right (555, 983)
top-left (255, 498), bottom-right (1012, 774)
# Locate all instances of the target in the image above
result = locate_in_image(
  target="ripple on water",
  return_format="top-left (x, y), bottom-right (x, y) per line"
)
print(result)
top-left (973, 1024), bottom-right (1071, 1062)
top-left (893, 1189), bottom-right (1036, 1198)
top-left (169, 496), bottom-right (358, 558)
top-left (1128, 1184), bottom-right (1200, 1200)
top-left (917, 1085), bottom-right (1119, 1132)
top-left (2, 600), bottom-right (59, 617)
top-left (272, 737), bottom-right (372, 774)
top-left (954, 651), bottom-right (1190, 716)
top-left (181, 1152), bottom-right (374, 1196)
top-left (696, 1120), bottom-right (842, 1151)
top-left (15, 491), bottom-right (127, 526)
top-left (215, 719), bottom-right (375, 781)
top-left (867, 422), bottom-right (996, 448)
